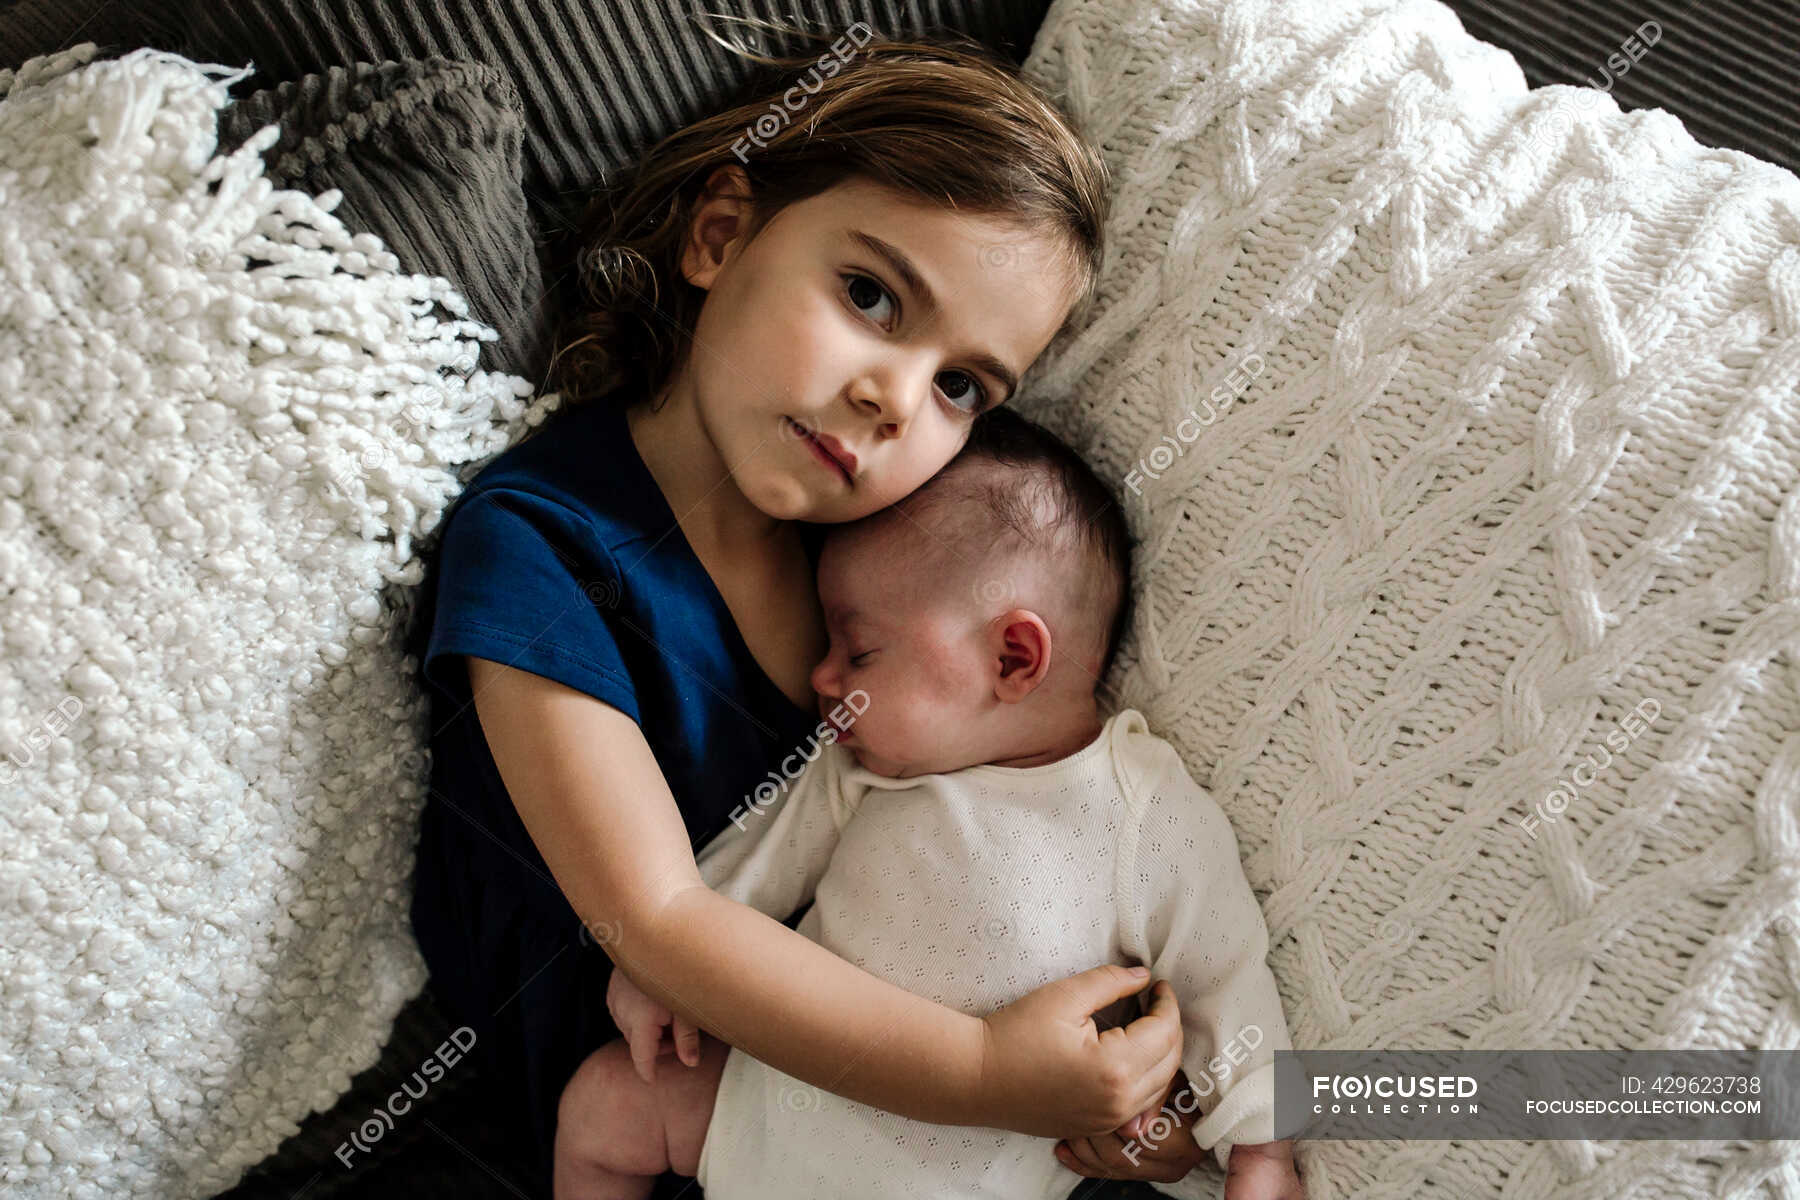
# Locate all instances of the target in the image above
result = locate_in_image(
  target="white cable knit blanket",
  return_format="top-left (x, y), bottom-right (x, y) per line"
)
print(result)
top-left (0, 47), bottom-right (558, 1197)
top-left (1017, 0), bottom-right (1800, 1196)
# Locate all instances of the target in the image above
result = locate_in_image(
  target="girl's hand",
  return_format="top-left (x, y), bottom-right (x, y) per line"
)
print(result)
top-left (1225, 1140), bottom-right (1304, 1200)
top-left (605, 964), bottom-right (702, 1083)
top-left (1054, 1068), bottom-right (1206, 1182)
top-left (978, 966), bottom-right (1185, 1138)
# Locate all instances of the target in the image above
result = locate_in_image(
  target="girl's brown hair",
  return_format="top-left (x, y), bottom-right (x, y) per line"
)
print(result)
top-left (542, 16), bottom-right (1111, 413)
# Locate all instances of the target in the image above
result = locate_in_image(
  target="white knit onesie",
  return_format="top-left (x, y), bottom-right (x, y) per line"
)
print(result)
top-left (691, 708), bottom-right (1292, 1198)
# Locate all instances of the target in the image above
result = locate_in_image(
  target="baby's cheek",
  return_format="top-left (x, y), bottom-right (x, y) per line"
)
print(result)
top-left (899, 693), bottom-right (943, 744)
top-left (890, 659), bottom-right (966, 745)
top-left (858, 677), bottom-right (924, 748)
top-left (928, 636), bottom-right (985, 702)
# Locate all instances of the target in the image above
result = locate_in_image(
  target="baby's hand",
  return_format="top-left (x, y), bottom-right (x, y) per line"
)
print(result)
top-left (1224, 1140), bottom-right (1304, 1200)
top-left (1055, 1068), bottom-right (1206, 1182)
top-left (605, 965), bottom-right (702, 1084)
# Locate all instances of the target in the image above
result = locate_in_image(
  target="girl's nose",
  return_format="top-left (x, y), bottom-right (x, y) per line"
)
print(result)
top-left (849, 355), bottom-right (931, 434)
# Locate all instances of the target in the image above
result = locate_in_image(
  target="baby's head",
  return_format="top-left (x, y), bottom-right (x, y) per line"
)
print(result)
top-left (812, 407), bottom-right (1134, 778)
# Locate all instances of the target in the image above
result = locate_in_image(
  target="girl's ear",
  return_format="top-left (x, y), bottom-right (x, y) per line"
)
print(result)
top-left (992, 608), bottom-right (1053, 703)
top-left (681, 165), bottom-right (756, 290)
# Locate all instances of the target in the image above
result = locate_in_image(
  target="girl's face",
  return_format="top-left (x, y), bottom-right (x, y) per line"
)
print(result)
top-left (673, 168), bottom-right (1080, 523)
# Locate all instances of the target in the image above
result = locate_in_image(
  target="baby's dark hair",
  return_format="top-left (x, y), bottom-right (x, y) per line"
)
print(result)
top-left (899, 407), bottom-right (1136, 691)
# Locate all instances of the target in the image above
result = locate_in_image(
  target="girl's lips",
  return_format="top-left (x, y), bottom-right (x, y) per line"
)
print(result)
top-left (788, 418), bottom-right (854, 485)
top-left (811, 430), bottom-right (858, 477)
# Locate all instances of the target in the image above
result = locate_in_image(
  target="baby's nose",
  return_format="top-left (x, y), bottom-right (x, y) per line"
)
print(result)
top-left (809, 657), bottom-right (839, 699)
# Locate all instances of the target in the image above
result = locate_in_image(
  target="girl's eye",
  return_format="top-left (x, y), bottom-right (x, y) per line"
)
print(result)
top-left (842, 273), bottom-right (992, 415)
top-left (844, 273), bottom-right (895, 326)
top-left (848, 651), bottom-right (875, 667)
top-left (936, 370), bottom-right (987, 413)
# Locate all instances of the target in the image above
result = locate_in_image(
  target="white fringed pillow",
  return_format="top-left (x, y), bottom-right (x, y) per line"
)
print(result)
top-left (0, 47), bottom-right (558, 1197)
top-left (1018, 0), bottom-right (1800, 1194)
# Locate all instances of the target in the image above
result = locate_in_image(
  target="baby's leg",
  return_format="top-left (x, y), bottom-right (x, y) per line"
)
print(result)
top-left (553, 1033), bottom-right (730, 1200)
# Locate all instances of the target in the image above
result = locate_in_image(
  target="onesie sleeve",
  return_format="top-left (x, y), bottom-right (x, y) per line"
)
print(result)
top-left (695, 741), bottom-right (861, 923)
top-left (421, 485), bottom-right (639, 722)
top-left (1112, 721), bottom-right (1294, 1188)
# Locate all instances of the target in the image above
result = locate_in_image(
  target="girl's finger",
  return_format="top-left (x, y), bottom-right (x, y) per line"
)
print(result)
top-left (1123, 1030), bottom-right (1185, 1119)
top-left (1113, 978), bottom-right (1183, 1078)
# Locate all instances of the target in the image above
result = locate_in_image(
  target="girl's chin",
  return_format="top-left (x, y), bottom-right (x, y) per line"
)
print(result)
top-left (738, 475), bottom-right (816, 522)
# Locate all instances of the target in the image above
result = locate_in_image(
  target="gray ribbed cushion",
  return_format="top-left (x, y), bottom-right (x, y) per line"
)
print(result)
top-left (0, 0), bottom-right (156, 59)
top-left (214, 58), bottom-right (550, 384)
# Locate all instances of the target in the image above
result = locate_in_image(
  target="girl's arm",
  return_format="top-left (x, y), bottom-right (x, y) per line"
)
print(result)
top-left (466, 655), bottom-right (1184, 1138)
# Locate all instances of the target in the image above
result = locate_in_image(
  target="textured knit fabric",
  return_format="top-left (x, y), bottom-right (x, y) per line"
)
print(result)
top-left (1016, 0), bottom-right (1800, 1196)
top-left (0, 28), bottom-right (553, 387)
top-left (214, 58), bottom-right (551, 385)
top-left (0, 46), bottom-right (557, 1198)
top-left (408, 396), bottom-right (828, 1187)
top-left (692, 710), bottom-right (1292, 1196)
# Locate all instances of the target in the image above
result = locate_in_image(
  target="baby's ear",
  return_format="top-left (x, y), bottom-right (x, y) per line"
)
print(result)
top-left (992, 609), bottom-right (1052, 702)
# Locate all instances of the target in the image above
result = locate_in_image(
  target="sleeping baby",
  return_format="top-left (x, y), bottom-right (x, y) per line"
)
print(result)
top-left (553, 407), bottom-right (1304, 1199)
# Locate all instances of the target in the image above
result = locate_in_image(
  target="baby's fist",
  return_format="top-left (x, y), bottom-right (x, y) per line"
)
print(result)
top-left (1224, 1140), bottom-right (1303, 1200)
top-left (604, 966), bottom-right (701, 1083)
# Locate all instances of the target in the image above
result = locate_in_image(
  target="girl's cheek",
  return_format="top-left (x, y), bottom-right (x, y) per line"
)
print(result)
top-left (771, 277), bottom-right (828, 336)
top-left (793, 285), bottom-right (866, 368)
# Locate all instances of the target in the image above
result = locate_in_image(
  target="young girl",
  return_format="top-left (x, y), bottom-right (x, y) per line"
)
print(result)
top-left (406, 27), bottom-right (1197, 1195)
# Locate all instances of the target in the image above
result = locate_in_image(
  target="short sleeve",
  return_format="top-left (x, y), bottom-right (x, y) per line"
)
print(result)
top-left (695, 743), bottom-right (861, 922)
top-left (1113, 724), bottom-right (1294, 1190)
top-left (422, 486), bottom-right (639, 723)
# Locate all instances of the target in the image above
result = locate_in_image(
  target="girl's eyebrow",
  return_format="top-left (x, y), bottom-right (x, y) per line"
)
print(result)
top-left (846, 229), bottom-right (1021, 401)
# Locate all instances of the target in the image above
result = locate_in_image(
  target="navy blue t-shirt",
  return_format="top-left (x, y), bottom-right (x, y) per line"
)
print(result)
top-left (405, 397), bottom-right (825, 1189)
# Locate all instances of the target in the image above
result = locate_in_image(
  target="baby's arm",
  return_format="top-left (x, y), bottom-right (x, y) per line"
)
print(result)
top-left (467, 656), bottom-right (1184, 1139)
top-left (691, 741), bottom-right (857, 919)
top-left (1114, 726), bottom-right (1299, 1195)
